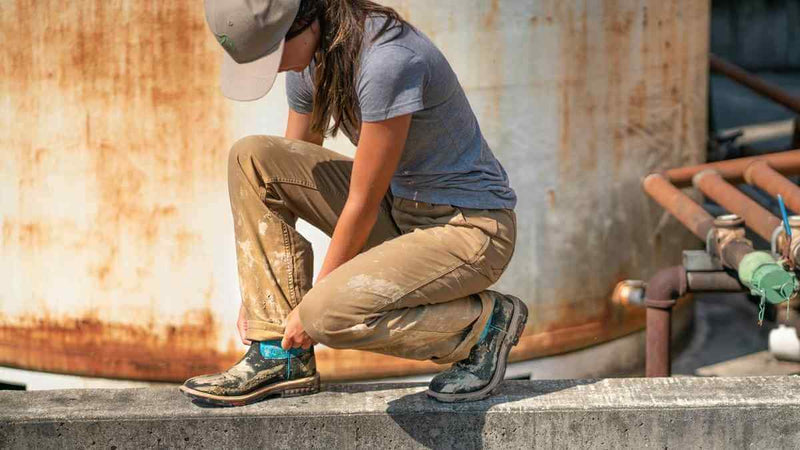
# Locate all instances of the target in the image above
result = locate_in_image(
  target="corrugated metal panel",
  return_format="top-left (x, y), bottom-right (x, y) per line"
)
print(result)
top-left (0, 0), bottom-right (709, 382)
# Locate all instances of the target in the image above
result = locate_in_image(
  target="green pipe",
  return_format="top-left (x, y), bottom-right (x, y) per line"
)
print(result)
top-left (737, 251), bottom-right (798, 304)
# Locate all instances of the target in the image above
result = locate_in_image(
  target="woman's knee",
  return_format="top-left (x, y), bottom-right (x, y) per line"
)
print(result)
top-left (227, 135), bottom-right (291, 172)
top-left (298, 288), bottom-right (364, 348)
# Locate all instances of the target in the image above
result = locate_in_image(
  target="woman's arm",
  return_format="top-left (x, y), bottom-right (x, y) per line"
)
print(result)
top-left (316, 113), bottom-right (411, 281)
top-left (285, 109), bottom-right (324, 145)
top-left (281, 113), bottom-right (412, 349)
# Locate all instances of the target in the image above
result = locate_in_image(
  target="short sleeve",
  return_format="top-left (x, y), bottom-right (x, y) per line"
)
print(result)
top-left (285, 69), bottom-right (314, 114)
top-left (357, 46), bottom-right (428, 122)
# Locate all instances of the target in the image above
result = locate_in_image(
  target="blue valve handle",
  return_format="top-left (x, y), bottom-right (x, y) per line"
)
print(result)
top-left (778, 194), bottom-right (792, 240)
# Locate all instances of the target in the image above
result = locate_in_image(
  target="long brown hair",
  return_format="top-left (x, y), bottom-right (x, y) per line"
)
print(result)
top-left (291, 0), bottom-right (410, 137)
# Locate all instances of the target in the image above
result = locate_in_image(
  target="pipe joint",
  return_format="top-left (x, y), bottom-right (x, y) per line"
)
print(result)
top-left (644, 266), bottom-right (687, 303)
top-left (742, 159), bottom-right (768, 185)
top-left (712, 215), bottom-right (751, 264)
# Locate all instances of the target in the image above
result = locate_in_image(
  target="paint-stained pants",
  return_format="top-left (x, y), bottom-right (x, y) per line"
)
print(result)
top-left (228, 136), bottom-right (516, 364)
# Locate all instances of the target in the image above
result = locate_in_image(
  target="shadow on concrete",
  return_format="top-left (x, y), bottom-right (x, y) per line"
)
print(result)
top-left (383, 379), bottom-right (597, 449)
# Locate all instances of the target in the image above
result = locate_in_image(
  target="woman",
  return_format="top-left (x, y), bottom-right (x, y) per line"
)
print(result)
top-left (181, 0), bottom-right (526, 406)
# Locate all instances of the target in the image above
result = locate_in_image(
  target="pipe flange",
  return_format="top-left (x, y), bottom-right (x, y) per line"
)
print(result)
top-left (644, 298), bottom-right (678, 310)
top-left (714, 214), bottom-right (744, 228)
top-left (714, 215), bottom-right (748, 253)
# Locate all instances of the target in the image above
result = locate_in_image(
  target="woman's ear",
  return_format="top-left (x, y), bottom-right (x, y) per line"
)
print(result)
top-left (310, 18), bottom-right (320, 37)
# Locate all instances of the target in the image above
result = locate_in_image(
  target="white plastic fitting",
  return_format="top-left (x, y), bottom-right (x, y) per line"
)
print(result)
top-left (768, 324), bottom-right (800, 362)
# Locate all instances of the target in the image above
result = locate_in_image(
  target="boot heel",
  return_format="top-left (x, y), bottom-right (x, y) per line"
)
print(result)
top-left (509, 296), bottom-right (528, 345)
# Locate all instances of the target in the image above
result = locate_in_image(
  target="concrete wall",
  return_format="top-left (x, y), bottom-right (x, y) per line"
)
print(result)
top-left (2, 377), bottom-right (799, 448)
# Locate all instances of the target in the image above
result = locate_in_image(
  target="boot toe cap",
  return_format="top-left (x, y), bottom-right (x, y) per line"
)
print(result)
top-left (429, 370), bottom-right (486, 394)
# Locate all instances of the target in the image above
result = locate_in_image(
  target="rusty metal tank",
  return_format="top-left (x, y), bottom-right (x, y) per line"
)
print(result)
top-left (0, 0), bottom-right (709, 385)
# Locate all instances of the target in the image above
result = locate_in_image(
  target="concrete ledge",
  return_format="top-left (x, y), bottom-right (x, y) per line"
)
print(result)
top-left (2, 377), bottom-right (800, 449)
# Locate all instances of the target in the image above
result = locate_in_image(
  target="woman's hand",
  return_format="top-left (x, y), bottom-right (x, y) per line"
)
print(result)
top-left (281, 308), bottom-right (316, 350)
top-left (237, 304), bottom-right (252, 346)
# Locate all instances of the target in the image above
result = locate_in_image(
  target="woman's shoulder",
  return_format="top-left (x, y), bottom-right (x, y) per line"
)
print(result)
top-left (363, 15), bottom-right (438, 61)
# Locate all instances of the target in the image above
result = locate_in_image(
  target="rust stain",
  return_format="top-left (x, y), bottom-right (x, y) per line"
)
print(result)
top-left (557, 2), bottom-right (598, 175)
top-left (173, 228), bottom-right (202, 265)
top-left (0, 309), bottom-right (239, 382)
top-left (2, 220), bottom-right (51, 249)
top-left (483, 0), bottom-right (500, 27)
top-left (627, 81), bottom-right (647, 131)
top-left (3, 0), bottom-right (230, 256)
top-left (603, 0), bottom-right (634, 173)
top-left (546, 189), bottom-right (556, 209)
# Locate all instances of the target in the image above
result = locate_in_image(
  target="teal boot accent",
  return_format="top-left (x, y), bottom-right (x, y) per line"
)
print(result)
top-left (180, 341), bottom-right (318, 407)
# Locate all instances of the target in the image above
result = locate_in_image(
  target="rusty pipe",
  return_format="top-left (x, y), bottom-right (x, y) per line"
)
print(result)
top-left (744, 160), bottom-right (800, 214)
top-left (693, 170), bottom-right (782, 241)
top-left (710, 54), bottom-right (800, 115)
top-left (616, 266), bottom-right (746, 377)
top-left (644, 266), bottom-right (687, 377)
top-left (718, 235), bottom-right (757, 269)
top-left (686, 271), bottom-right (744, 292)
top-left (643, 173), bottom-right (715, 240)
top-left (665, 150), bottom-right (800, 188)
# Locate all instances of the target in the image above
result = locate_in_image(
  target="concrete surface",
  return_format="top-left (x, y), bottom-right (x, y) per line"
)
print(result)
top-left (2, 377), bottom-right (800, 449)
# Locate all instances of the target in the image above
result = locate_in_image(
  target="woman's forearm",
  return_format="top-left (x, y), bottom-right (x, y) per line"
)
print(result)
top-left (316, 200), bottom-right (380, 282)
top-left (314, 115), bottom-right (412, 283)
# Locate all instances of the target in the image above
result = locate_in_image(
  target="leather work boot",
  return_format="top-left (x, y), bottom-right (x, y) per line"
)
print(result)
top-left (427, 291), bottom-right (528, 402)
top-left (180, 341), bottom-right (319, 407)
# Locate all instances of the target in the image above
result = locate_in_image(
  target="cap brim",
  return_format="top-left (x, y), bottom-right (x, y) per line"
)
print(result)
top-left (220, 39), bottom-right (284, 102)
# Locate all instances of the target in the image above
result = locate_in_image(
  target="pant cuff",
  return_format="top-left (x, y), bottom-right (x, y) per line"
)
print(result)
top-left (245, 319), bottom-right (285, 342)
top-left (430, 292), bottom-right (495, 365)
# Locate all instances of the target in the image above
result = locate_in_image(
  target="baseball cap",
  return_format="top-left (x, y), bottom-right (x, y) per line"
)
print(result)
top-left (204, 0), bottom-right (301, 101)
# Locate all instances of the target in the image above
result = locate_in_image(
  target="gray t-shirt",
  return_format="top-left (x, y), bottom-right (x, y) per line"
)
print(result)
top-left (286, 16), bottom-right (516, 210)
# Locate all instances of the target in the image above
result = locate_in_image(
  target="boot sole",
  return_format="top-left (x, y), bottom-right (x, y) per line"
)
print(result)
top-left (426, 295), bottom-right (528, 403)
top-left (179, 373), bottom-right (320, 407)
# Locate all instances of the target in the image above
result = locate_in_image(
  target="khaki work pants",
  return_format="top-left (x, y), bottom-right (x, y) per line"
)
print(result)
top-left (228, 136), bottom-right (516, 364)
